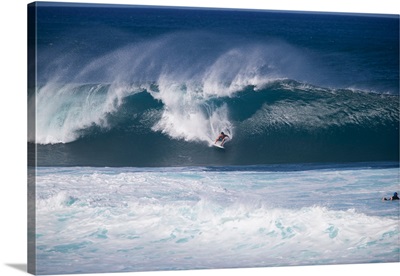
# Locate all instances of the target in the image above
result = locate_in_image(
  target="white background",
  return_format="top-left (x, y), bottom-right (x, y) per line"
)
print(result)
top-left (0, 1), bottom-right (398, 275)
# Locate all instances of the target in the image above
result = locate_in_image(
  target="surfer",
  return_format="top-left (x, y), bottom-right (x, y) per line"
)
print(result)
top-left (382, 192), bottom-right (399, 201)
top-left (215, 132), bottom-right (229, 146)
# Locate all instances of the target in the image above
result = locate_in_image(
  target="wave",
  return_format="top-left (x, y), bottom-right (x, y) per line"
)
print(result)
top-left (30, 79), bottom-right (399, 143)
top-left (31, 32), bottom-right (312, 145)
top-left (31, 80), bottom-right (398, 166)
top-left (30, 32), bottom-right (399, 166)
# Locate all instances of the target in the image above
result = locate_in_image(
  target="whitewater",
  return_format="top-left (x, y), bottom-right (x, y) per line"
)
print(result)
top-left (32, 164), bottom-right (399, 274)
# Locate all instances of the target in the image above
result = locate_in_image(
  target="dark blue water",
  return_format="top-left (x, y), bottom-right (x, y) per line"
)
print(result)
top-left (29, 2), bottom-right (399, 167)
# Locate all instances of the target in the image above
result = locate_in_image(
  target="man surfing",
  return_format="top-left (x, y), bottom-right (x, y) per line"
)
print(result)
top-left (215, 132), bottom-right (229, 147)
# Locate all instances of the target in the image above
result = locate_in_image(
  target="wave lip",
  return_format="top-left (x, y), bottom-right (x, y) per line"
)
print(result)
top-left (30, 82), bottom-right (146, 144)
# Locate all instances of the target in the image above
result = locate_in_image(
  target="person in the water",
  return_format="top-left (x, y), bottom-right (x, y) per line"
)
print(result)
top-left (382, 192), bottom-right (399, 201)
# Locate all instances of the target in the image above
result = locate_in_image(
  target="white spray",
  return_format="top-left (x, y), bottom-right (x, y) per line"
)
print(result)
top-left (33, 32), bottom-right (310, 145)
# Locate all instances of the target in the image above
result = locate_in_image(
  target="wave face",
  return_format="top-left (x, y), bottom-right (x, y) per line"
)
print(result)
top-left (32, 79), bottom-right (399, 166)
top-left (30, 5), bottom-right (399, 166)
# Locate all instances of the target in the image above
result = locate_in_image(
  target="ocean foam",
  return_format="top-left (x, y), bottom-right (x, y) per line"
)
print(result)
top-left (34, 166), bottom-right (399, 274)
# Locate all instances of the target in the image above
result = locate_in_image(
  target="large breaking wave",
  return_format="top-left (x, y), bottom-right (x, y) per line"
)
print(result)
top-left (29, 32), bottom-right (399, 166)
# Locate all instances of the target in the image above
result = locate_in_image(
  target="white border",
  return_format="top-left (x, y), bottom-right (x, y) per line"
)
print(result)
top-left (1, 1), bottom-right (399, 276)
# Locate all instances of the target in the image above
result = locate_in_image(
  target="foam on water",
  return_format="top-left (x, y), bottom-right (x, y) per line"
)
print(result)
top-left (33, 165), bottom-right (399, 274)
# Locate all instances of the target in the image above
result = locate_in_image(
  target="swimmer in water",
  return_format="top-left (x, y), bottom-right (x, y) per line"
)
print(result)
top-left (382, 192), bottom-right (399, 201)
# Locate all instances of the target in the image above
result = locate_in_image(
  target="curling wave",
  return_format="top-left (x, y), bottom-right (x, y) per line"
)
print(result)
top-left (30, 32), bottom-right (399, 166)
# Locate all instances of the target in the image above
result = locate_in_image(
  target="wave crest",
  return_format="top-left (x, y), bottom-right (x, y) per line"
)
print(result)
top-left (32, 32), bottom-right (398, 149)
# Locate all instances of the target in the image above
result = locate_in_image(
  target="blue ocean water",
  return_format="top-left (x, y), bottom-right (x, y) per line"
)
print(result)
top-left (28, 2), bottom-right (399, 275)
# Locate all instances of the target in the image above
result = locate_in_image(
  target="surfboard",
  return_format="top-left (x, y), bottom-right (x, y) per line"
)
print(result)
top-left (213, 141), bottom-right (225, 149)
